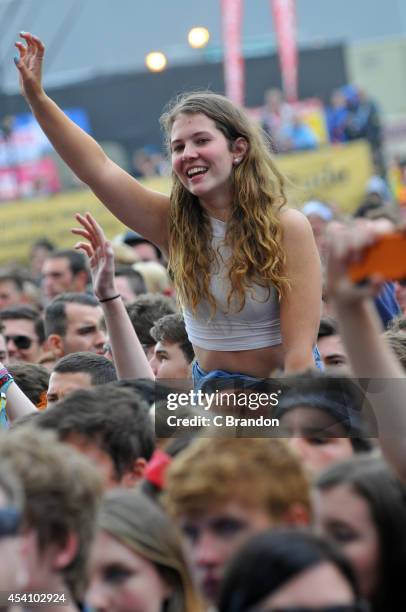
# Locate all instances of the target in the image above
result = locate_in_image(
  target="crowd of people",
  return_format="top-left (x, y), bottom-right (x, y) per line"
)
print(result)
top-left (0, 30), bottom-right (405, 612)
top-left (261, 84), bottom-right (384, 166)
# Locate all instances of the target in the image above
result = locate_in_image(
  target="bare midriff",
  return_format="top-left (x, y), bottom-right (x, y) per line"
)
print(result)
top-left (193, 343), bottom-right (285, 377)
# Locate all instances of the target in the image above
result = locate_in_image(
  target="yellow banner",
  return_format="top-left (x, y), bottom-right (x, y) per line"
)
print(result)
top-left (278, 140), bottom-right (373, 212)
top-left (0, 176), bottom-right (171, 266)
top-left (0, 142), bottom-right (372, 265)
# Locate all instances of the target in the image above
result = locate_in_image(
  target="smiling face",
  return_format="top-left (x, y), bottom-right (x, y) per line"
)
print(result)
top-left (170, 112), bottom-right (246, 213)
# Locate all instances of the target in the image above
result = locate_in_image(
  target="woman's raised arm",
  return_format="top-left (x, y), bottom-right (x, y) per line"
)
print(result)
top-left (15, 32), bottom-right (169, 250)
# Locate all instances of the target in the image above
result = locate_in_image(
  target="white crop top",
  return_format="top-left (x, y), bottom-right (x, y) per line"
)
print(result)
top-left (182, 216), bottom-right (282, 351)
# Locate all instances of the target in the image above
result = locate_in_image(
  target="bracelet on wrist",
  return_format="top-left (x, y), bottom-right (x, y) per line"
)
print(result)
top-left (98, 294), bottom-right (121, 303)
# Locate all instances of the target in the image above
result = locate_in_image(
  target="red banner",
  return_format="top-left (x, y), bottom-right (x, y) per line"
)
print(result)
top-left (0, 158), bottom-right (61, 201)
top-left (271, 0), bottom-right (298, 102)
top-left (221, 0), bottom-right (244, 106)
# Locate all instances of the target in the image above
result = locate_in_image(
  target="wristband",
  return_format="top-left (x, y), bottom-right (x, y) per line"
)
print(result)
top-left (98, 294), bottom-right (121, 303)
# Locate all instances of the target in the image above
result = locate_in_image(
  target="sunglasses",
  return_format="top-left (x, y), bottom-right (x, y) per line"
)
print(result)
top-left (5, 335), bottom-right (34, 350)
top-left (0, 507), bottom-right (21, 537)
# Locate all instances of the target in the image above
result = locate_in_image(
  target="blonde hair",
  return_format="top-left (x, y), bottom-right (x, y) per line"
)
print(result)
top-left (160, 91), bottom-right (289, 314)
top-left (163, 438), bottom-right (310, 520)
top-left (383, 329), bottom-right (406, 372)
top-left (99, 489), bottom-right (204, 612)
top-left (132, 260), bottom-right (172, 294)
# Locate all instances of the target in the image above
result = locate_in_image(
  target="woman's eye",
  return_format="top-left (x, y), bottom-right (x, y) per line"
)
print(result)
top-left (104, 567), bottom-right (133, 584)
top-left (306, 436), bottom-right (330, 446)
top-left (330, 527), bottom-right (358, 544)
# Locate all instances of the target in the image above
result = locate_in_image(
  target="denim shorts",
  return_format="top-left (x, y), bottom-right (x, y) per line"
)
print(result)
top-left (193, 346), bottom-right (324, 390)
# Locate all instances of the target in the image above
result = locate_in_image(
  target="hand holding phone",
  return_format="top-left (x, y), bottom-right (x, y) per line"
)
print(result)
top-left (348, 232), bottom-right (406, 283)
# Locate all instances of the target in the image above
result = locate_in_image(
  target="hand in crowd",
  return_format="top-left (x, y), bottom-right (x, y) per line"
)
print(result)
top-left (72, 212), bottom-right (118, 300)
top-left (325, 219), bottom-right (389, 306)
top-left (14, 32), bottom-right (46, 102)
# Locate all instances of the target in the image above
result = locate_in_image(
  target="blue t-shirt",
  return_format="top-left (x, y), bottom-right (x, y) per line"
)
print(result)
top-left (374, 282), bottom-right (401, 328)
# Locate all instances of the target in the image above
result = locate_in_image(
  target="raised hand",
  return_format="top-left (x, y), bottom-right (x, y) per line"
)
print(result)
top-left (325, 220), bottom-right (386, 307)
top-left (14, 32), bottom-right (46, 102)
top-left (72, 212), bottom-right (118, 300)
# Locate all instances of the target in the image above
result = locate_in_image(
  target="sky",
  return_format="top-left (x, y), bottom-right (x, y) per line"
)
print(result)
top-left (0, 0), bottom-right (405, 92)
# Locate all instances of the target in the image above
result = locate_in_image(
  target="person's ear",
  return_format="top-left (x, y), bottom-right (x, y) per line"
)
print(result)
top-left (120, 458), bottom-right (147, 488)
top-left (53, 532), bottom-right (78, 571)
top-left (232, 137), bottom-right (249, 165)
top-left (46, 334), bottom-right (64, 358)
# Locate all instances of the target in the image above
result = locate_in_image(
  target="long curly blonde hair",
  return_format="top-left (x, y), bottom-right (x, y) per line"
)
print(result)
top-left (160, 92), bottom-right (289, 315)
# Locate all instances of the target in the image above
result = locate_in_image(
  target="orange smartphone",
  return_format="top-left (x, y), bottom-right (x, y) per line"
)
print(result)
top-left (348, 232), bottom-right (406, 283)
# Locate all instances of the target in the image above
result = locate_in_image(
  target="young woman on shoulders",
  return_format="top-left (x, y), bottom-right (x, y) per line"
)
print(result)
top-left (15, 32), bottom-right (321, 384)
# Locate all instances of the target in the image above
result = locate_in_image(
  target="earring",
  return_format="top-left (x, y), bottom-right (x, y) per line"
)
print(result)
top-left (234, 158), bottom-right (241, 165)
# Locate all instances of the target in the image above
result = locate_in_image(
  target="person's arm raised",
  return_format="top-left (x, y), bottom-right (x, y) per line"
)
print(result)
top-left (15, 32), bottom-right (169, 251)
top-left (0, 364), bottom-right (37, 422)
top-left (326, 221), bottom-right (406, 482)
top-left (73, 212), bottom-right (155, 380)
top-left (325, 220), bottom-right (400, 378)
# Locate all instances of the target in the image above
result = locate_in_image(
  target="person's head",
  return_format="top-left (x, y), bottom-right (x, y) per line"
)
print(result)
top-left (44, 293), bottom-right (106, 358)
top-left (164, 438), bottom-right (310, 604)
top-left (114, 264), bottom-right (146, 303)
top-left (0, 305), bottom-right (45, 363)
top-left (276, 372), bottom-right (371, 478)
top-left (317, 317), bottom-right (350, 372)
top-left (36, 385), bottom-right (155, 489)
top-left (132, 261), bottom-right (173, 295)
top-left (41, 249), bottom-right (89, 301)
top-left (0, 427), bottom-right (102, 601)
top-left (331, 88), bottom-right (347, 109)
top-left (0, 272), bottom-right (25, 310)
top-left (264, 87), bottom-right (284, 112)
top-left (396, 281), bottom-right (406, 314)
top-left (218, 529), bottom-right (361, 612)
top-left (127, 293), bottom-right (176, 358)
top-left (123, 231), bottom-right (162, 263)
top-left (314, 455), bottom-right (406, 610)
top-left (302, 200), bottom-right (335, 259)
top-left (7, 363), bottom-right (49, 408)
top-left (46, 351), bottom-right (117, 406)
top-left (87, 489), bottom-right (203, 612)
top-left (0, 459), bottom-right (24, 594)
top-left (0, 325), bottom-right (7, 363)
top-left (30, 238), bottom-right (55, 278)
top-left (388, 313), bottom-right (406, 333)
top-left (382, 329), bottom-right (406, 371)
top-left (149, 313), bottom-right (194, 379)
top-left (160, 91), bottom-right (288, 315)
